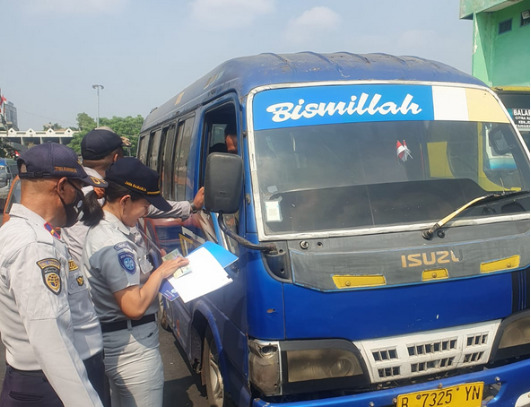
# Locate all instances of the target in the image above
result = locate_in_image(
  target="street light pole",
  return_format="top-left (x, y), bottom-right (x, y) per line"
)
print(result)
top-left (92, 84), bottom-right (104, 127)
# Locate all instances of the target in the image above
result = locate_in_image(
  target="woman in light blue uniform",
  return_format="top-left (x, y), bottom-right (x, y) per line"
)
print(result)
top-left (81, 157), bottom-right (189, 407)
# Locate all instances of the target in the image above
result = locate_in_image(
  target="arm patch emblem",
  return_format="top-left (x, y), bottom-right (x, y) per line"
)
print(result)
top-left (37, 258), bottom-right (62, 295)
top-left (118, 252), bottom-right (136, 274)
top-left (68, 260), bottom-right (79, 272)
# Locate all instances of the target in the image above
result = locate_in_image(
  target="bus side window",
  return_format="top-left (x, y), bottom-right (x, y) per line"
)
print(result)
top-left (161, 125), bottom-right (177, 198)
top-left (174, 117), bottom-right (195, 201)
top-left (137, 133), bottom-right (151, 164)
top-left (147, 129), bottom-right (162, 171)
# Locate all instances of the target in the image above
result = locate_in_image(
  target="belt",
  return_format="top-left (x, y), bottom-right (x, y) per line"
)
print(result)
top-left (7, 365), bottom-right (45, 377)
top-left (100, 314), bottom-right (156, 333)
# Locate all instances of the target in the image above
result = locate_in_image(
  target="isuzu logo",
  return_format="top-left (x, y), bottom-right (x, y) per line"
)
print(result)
top-left (401, 250), bottom-right (461, 268)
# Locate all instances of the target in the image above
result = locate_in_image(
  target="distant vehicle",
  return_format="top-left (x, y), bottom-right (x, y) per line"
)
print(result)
top-left (0, 159), bottom-right (18, 212)
top-left (493, 86), bottom-right (530, 149)
top-left (0, 158), bottom-right (18, 188)
top-left (146, 52), bottom-right (530, 407)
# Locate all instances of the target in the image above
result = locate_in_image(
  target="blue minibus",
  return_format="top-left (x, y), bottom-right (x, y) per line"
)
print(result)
top-left (138, 52), bottom-right (529, 407)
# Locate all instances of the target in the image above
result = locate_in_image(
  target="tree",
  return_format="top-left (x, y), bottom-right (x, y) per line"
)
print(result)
top-left (99, 115), bottom-right (143, 154)
top-left (77, 113), bottom-right (97, 132)
top-left (67, 113), bottom-right (142, 156)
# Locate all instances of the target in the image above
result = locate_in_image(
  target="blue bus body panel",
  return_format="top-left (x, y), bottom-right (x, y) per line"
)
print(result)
top-left (141, 52), bottom-right (486, 132)
top-left (280, 272), bottom-right (515, 340)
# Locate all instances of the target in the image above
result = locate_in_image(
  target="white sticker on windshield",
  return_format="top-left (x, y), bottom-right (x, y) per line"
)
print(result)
top-left (265, 200), bottom-right (282, 222)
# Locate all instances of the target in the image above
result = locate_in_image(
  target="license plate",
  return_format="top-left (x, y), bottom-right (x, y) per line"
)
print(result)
top-left (396, 382), bottom-right (484, 407)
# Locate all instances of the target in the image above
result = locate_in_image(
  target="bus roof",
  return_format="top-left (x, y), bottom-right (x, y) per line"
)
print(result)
top-left (141, 52), bottom-right (486, 131)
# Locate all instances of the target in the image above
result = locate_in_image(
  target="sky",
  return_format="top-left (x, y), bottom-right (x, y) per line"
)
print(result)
top-left (1, 0), bottom-right (474, 131)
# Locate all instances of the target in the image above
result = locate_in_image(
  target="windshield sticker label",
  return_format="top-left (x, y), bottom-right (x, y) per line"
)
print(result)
top-left (265, 200), bottom-right (282, 222)
top-left (253, 84), bottom-right (434, 130)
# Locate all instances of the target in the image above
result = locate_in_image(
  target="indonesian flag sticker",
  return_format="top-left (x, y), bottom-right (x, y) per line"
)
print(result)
top-left (396, 140), bottom-right (413, 162)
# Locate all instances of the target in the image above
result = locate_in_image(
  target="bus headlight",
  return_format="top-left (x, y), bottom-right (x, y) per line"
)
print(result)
top-left (490, 311), bottom-right (530, 362)
top-left (286, 348), bottom-right (362, 382)
top-left (249, 339), bottom-right (366, 397)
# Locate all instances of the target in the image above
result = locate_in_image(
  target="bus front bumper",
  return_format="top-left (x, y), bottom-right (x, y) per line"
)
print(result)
top-left (252, 359), bottom-right (530, 407)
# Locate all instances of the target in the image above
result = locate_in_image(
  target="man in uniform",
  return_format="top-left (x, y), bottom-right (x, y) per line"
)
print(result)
top-left (0, 143), bottom-right (105, 407)
top-left (63, 127), bottom-right (204, 265)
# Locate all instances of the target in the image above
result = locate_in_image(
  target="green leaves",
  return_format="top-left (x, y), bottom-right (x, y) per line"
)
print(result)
top-left (67, 113), bottom-right (143, 156)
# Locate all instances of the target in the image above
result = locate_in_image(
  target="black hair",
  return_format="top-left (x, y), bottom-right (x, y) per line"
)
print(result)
top-left (224, 123), bottom-right (236, 136)
top-left (81, 181), bottom-right (145, 226)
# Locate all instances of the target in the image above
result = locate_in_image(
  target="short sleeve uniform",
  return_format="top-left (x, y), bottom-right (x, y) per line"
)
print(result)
top-left (83, 212), bottom-right (157, 323)
top-left (61, 167), bottom-right (104, 361)
top-left (0, 203), bottom-right (102, 407)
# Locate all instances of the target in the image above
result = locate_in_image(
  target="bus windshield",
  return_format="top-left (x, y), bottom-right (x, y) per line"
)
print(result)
top-left (253, 120), bottom-right (529, 235)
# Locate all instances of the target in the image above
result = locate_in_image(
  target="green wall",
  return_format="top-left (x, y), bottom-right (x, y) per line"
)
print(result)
top-left (471, 1), bottom-right (530, 86)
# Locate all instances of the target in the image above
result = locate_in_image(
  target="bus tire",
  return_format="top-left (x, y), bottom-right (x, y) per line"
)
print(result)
top-left (202, 329), bottom-right (227, 407)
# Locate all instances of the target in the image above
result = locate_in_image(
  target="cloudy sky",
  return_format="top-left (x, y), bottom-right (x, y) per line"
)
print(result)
top-left (1, 0), bottom-right (473, 130)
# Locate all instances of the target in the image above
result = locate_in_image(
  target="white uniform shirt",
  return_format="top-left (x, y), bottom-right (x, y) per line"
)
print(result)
top-left (66, 256), bottom-right (103, 361)
top-left (0, 203), bottom-right (103, 407)
top-left (83, 212), bottom-right (158, 323)
top-left (61, 167), bottom-right (104, 361)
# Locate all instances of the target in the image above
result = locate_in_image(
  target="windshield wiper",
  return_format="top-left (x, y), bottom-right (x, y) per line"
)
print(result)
top-left (422, 190), bottom-right (529, 240)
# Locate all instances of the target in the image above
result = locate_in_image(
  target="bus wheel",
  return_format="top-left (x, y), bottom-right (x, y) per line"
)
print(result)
top-left (202, 330), bottom-right (225, 407)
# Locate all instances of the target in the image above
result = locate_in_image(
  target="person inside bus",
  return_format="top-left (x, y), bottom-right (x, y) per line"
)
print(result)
top-left (208, 123), bottom-right (238, 155)
top-left (224, 123), bottom-right (238, 154)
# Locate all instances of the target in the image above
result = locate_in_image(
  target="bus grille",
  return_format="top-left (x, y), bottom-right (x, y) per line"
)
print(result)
top-left (354, 320), bottom-right (500, 383)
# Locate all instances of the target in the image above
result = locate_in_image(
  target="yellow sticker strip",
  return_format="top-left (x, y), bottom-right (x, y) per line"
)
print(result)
top-left (431, 86), bottom-right (509, 123)
top-left (480, 255), bottom-right (520, 273)
top-left (332, 275), bottom-right (386, 288)
top-left (422, 268), bottom-right (449, 281)
top-left (465, 88), bottom-right (509, 123)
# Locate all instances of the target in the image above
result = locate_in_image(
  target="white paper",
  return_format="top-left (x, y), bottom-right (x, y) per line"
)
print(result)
top-left (165, 247), bottom-right (232, 303)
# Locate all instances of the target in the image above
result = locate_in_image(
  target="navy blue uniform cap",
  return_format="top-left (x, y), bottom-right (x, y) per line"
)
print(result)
top-left (18, 143), bottom-right (107, 187)
top-left (82, 129), bottom-right (124, 160)
top-left (105, 157), bottom-right (171, 211)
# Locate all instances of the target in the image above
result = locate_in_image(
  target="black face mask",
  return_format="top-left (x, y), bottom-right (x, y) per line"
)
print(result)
top-left (60, 181), bottom-right (84, 228)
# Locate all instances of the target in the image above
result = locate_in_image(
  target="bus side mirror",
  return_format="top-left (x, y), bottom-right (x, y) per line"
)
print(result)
top-left (204, 153), bottom-right (243, 214)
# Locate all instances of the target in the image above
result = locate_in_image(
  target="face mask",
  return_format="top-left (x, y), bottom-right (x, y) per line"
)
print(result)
top-left (60, 181), bottom-right (84, 228)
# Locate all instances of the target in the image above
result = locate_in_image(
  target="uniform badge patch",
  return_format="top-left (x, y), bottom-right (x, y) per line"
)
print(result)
top-left (76, 276), bottom-right (84, 286)
top-left (118, 252), bottom-right (136, 274)
top-left (68, 260), bottom-right (79, 272)
top-left (37, 258), bottom-right (62, 295)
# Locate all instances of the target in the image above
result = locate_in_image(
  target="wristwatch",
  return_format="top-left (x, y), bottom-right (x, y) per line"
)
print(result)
top-left (189, 201), bottom-right (198, 213)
